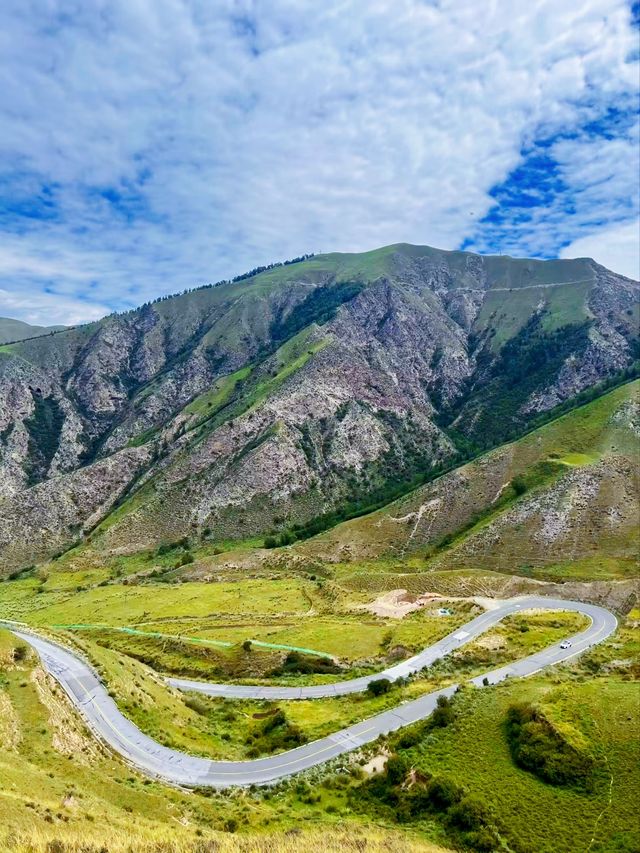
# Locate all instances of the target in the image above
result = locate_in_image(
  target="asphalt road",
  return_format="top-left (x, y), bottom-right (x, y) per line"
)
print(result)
top-left (9, 596), bottom-right (616, 788)
top-left (168, 596), bottom-right (616, 698)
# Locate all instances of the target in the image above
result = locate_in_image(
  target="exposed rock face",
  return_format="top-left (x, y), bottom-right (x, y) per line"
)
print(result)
top-left (437, 455), bottom-right (638, 568)
top-left (295, 380), bottom-right (639, 573)
top-left (0, 446), bottom-right (152, 570)
top-left (0, 244), bottom-right (638, 571)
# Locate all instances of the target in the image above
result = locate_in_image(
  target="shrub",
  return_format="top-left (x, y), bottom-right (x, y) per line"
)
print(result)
top-left (396, 727), bottom-right (423, 749)
top-left (385, 754), bottom-right (411, 786)
top-left (250, 708), bottom-right (306, 754)
top-left (448, 794), bottom-right (492, 830)
top-left (431, 694), bottom-right (455, 727)
top-left (465, 827), bottom-right (501, 852)
top-left (366, 678), bottom-right (392, 697)
top-left (426, 776), bottom-right (464, 810)
top-left (380, 630), bottom-right (393, 649)
top-left (262, 709), bottom-right (287, 734)
top-left (13, 644), bottom-right (28, 663)
top-left (505, 702), bottom-right (596, 788)
top-left (184, 695), bottom-right (209, 716)
top-left (271, 651), bottom-right (339, 676)
top-left (510, 475), bottom-right (528, 496)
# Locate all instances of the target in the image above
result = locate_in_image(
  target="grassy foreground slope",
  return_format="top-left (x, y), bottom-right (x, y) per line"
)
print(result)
top-left (1, 605), bottom-right (638, 853)
top-left (0, 628), bottom-right (449, 853)
top-left (297, 380), bottom-right (639, 579)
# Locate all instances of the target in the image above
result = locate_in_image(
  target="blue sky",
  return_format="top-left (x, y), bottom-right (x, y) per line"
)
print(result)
top-left (0, 0), bottom-right (638, 325)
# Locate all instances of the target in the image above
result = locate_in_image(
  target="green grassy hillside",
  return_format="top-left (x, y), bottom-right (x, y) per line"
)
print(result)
top-left (1, 627), bottom-right (456, 853)
top-left (1, 600), bottom-right (638, 853)
top-left (0, 316), bottom-right (66, 345)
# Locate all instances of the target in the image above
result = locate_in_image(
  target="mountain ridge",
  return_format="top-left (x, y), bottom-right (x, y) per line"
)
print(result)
top-left (0, 242), bottom-right (638, 572)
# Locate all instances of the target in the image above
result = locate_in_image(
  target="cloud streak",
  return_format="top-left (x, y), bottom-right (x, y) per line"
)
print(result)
top-left (0, 0), bottom-right (638, 323)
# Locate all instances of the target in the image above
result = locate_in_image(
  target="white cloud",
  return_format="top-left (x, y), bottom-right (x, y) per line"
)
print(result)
top-left (0, 0), bottom-right (637, 322)
top-left (561, 218), bottom-right (640, 280)
top-left (0, 287), bottom-right (109, 327)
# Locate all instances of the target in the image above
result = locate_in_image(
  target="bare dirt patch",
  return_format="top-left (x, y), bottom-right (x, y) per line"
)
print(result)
top-left (473, 633), bottom-right (506, 651)
top-left (361, 748), bottom-right (390, 776)
top-left (357, 588), bottom-right (446, 618)
top-left (358, 589), bottom-right (495, 619)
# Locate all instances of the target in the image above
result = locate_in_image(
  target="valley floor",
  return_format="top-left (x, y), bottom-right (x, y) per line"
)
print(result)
top-left (1, 559), bottom-right (638, 853)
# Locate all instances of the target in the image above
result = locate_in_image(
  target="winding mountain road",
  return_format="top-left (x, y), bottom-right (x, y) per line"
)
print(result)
top-left (8, 596), bottom-right (616, 788)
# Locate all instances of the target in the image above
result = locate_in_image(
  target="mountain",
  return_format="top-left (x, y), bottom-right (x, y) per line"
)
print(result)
top-left (295, 379), bottom-right (639, 582)
top-left (0, 316), bottom-right (67, 344)
top-left (0, 243), bottom-right (638, 573)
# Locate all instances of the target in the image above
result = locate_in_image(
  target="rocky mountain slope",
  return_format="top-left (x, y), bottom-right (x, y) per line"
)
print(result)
top-left (296, 380), bottom-right (639, 580)
top-left (0, 243), bottom-right (638, 572)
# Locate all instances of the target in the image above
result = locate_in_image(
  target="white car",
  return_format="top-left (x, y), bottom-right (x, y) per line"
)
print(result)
top-left (560, 641), bottom-right (572, 650)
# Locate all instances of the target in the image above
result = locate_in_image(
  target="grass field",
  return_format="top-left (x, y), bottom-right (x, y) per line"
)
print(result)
top-left (392, 678), bottom-right (638, 853)
top-left (0, 627), bottom-right (452, 852)
top-left (5, 829), bottom-right (447, 853)
top-left (2, 603), bottom-right (638, 853)
top-left (0, 572), bottom-right (597, 764)
top-left (4, 577), bottom-right (313, 624)
top-left (0, 571), bottom-right (478, 665)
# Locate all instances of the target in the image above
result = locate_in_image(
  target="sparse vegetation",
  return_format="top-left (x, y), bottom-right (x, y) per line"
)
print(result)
top-left (269, 280), bottom-right (365, 347)
top-left (448, 314), bottom-right (594, 447)
top-left (24, 395), bottom-right (65, 484)
top-left (301, 380), bottom-right (639, 579)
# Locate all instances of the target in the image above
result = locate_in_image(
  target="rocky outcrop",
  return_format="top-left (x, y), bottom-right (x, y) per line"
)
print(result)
top-left (0, 445), bottom-right (152, 571)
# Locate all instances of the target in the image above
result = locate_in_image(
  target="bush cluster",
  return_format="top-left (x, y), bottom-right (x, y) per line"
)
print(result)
top-left (351, 695), bottom-right (503, 850)
top-left (245, 708), bottom-right (305, 757)
top-left (270, 651), bottom-right (340, 676)
top-left (356, 757), bottom-right (500, 851)
top-left (366, 678), bottom-right (392, 696)
top-left (505, 702), bottom-right (596, 789)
